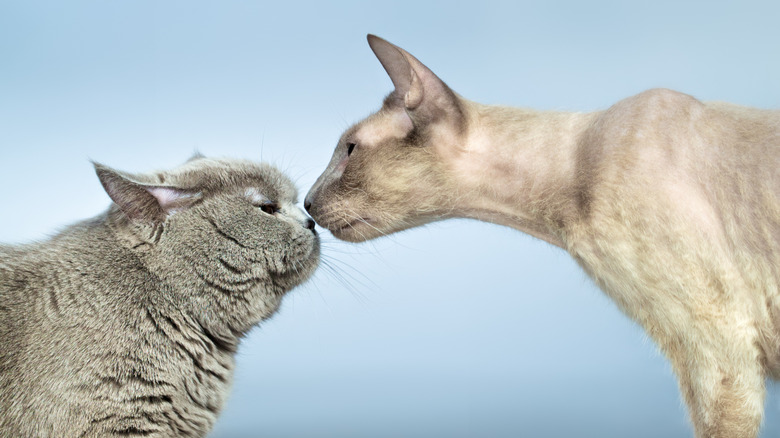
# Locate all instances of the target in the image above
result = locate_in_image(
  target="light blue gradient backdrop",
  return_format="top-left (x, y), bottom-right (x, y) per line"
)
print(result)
top-left (1, 1), bottom-right (778, 437)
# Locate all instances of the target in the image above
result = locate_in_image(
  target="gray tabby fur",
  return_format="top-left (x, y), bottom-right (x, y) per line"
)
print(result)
top-left (0, 156), bottom-right (319, 437)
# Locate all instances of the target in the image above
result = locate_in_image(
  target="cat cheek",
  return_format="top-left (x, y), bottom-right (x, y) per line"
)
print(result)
top-left (336, 156), bottom-right (349, 172)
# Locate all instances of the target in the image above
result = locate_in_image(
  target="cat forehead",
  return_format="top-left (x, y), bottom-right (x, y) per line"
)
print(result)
top-left (153, 158), bottom-right (297, 200)
top-left (349, 109), bottom-right (413, 147)
top-left (243, 187), bottom-right (289, 204)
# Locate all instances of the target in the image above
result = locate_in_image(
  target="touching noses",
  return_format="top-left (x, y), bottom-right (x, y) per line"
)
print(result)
top-left (287, 203), bottom-right (316, 232)
top-left (304, 182), bottom-right (322, 215)
top-left (301, 199), bottom-right (316, 230)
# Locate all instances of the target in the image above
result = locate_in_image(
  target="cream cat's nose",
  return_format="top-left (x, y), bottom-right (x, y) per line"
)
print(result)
top-left (305, 218), bottom-right (316, 231)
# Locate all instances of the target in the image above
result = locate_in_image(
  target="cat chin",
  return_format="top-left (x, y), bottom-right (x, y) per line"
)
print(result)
top-left (328, 215), bottom-right (434, 242)
top-left (328, 218), bottom-right (385, 242)
top-left (270, 244), bottom-right (320, 288)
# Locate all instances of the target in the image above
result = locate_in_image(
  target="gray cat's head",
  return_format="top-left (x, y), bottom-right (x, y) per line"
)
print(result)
top-left (95, 156), bottom-right (319, 334)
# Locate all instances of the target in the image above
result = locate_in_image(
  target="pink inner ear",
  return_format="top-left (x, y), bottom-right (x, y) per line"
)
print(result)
top-left (146, 187), bottom-right (191, 212)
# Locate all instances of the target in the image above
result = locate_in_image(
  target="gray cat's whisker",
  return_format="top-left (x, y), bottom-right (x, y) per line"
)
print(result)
top-left (320, 257), bottom-right (376, 300)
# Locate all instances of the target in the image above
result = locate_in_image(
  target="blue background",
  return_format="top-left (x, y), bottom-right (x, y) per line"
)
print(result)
top-left (1, 1), bottom-right (779, 437)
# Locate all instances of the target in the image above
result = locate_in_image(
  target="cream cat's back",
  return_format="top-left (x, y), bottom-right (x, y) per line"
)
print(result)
top-left (568, 90), bottom-right (780, 380)
top-left (573, 89), bottom-right (779, 248)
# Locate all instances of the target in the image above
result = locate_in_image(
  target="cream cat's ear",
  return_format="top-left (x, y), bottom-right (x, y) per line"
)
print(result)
top-left (367, 34), bottom-right (462, 127)
top-left (93, 163), bottom-right (200, 222)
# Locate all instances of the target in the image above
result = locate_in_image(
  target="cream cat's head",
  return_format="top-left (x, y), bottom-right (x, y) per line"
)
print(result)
top-left (305, 35), bottom-right (468, 242)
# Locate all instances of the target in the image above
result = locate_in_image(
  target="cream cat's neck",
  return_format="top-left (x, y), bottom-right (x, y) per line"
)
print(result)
top-left (445, 101), bottom-right (597, 248)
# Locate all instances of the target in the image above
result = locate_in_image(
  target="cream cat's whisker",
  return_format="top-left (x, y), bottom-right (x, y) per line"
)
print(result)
top-left (341, 209), bottom-right (418, 252)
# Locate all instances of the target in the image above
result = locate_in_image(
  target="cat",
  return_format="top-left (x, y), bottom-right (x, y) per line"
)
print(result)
top-left (0, 155), bottom-right (319, 437)
top-left (304, 35), bottom-right (780, 438)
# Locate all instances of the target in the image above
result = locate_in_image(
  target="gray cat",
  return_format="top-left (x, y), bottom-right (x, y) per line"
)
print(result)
top-left (0, 156), bottom-right (319, 437)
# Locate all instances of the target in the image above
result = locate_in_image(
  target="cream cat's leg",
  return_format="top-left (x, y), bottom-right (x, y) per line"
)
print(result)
top-left (659, 321), bottom-right (765, 438)
top-left (574, 235), bottom-right (767, 437)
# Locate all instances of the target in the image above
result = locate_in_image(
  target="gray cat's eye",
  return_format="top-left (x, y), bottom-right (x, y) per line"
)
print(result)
top-left (259, 202), bottom-right (279, 215)
top-left (347, 142), bottom-right (356, 156)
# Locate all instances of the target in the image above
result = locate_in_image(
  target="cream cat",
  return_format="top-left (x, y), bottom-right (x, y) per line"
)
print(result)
top-left (305, 35), bottom-right (780, 438)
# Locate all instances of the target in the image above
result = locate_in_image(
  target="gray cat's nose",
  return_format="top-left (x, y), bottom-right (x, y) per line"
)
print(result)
top-left (304, 199), bottom-right (312, 213)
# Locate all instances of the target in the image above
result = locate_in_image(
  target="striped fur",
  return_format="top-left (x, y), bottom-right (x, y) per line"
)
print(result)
top-left (0, 156), bottom-right (319, 437)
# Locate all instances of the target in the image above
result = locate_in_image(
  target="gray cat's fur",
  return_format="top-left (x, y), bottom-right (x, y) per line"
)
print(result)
top-left (0, 156), bottom-right (319, 437)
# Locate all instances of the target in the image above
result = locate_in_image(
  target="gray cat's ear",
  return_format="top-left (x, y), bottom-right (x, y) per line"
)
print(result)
top-left (367, 34), bottom-right (461, 126)
top-left (186, 151), bottom-right (206, 163)
top-left (94, 163), bottom-right (200, 222)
